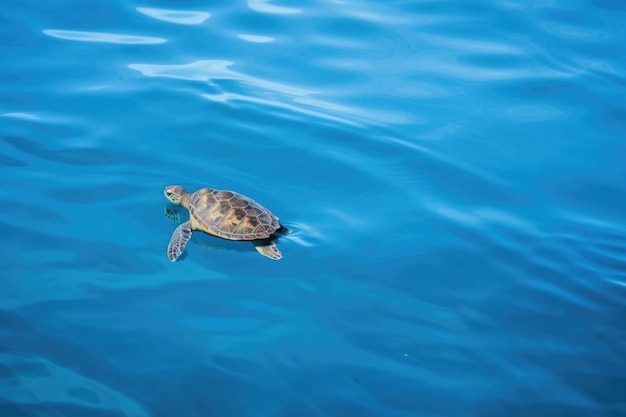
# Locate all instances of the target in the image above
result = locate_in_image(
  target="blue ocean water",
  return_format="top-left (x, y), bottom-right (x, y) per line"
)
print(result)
top-left (1, 0), bottom-right (625, 415)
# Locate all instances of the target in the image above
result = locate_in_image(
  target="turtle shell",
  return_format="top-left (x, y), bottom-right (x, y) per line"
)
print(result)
top-left (188, 188), bottom-right (280, 240)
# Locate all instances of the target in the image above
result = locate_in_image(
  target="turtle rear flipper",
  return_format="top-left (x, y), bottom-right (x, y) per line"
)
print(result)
top-left (253, 240), bottom-right (282, 260)
top-left (276, 224), bottom-right (290, 234)
top-left (168, 221), bottom-right (192, 262)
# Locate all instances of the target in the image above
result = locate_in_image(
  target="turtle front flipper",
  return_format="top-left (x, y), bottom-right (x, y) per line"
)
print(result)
top-left (253, 240), bottom-right (282, 260)
top-left (168, 220), bottom-right (192, 262)
top-left (164, 206), bottom-right (180, 222)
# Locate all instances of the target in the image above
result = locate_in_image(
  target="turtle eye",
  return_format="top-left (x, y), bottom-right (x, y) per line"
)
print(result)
top-left (166, 190), bottom-right (172, 196)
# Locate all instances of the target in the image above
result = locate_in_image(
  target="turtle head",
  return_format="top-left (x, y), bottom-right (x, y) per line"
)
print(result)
top-left (164, 185), bottom-right (188, 206)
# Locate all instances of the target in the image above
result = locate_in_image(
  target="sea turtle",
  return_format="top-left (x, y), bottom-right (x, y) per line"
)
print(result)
top-left (163, 185), bottom-right (285, 261)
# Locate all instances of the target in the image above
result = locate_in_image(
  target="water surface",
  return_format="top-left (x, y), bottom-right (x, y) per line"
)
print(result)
top-left (1, 0), bottom-right (625, 416)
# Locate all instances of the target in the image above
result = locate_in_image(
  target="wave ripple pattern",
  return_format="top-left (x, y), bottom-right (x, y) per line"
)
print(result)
top-left (1, 1), bottom-right (625, 416)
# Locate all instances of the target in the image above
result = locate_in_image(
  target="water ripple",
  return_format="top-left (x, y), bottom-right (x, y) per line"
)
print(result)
top-left (42, 29), bottom-right (166, 44)
top-left (248, 0), bottom-right (301, 15)
top-left (136, 7), bottom-right (211, 25)
top-left (237, 34), bottom-right (274, 43)
top-left (2, 0), bottom-right (625, 415)
top-left (128, 60), bottom-right (375, 126)
top-left (0, 353), bottom-right (149, 417)
top-left (128, 60), bottom-right (307, 95)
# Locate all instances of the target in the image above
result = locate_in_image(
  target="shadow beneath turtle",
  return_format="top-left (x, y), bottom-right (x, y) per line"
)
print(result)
top-left (163, 205), bottom-right (288, 257)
